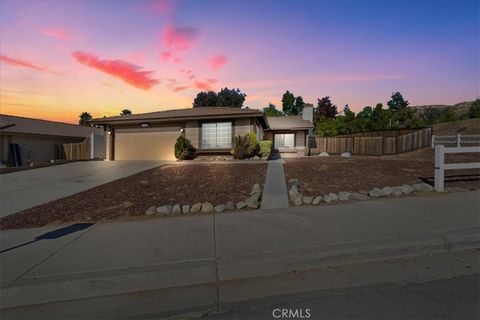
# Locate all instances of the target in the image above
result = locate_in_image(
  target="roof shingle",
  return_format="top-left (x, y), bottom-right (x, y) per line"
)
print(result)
top-left (266, 116), bottom-right (313, 130)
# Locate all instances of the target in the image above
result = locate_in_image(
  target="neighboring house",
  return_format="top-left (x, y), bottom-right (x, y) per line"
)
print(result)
top-left (0, 114), bottom-right (104, 166)
top-left (92, 106), bottom-right (314, 160)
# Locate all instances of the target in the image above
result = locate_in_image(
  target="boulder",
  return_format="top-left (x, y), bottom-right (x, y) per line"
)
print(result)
top-left (337, 192), bottom-right (350, 201)
top-left (340, 152), bottom-right (351, 158)
top-left (289, 186), bottom-right (299, 197)
top-left (290, 193), bottom-right (303, 206)
top-left (172, 204), bottom-right (181, 214)
top-left (236, 201), bottom-right (247, 209)
top-left (145, 206), bottom-right (157, 215)
top-left (400, 184), bottom-right (414, 194)
top-left (391, 190), bottom-right (403, 197)
top-left (328, 193), bottom-right (338, 201)
top-left (156, 205), bottom-right (172, 215)
top-left (382, 187), bottom-right (393, 197)
top-left (368, 188), bottom-right (384, 198)
top-left (181, 205), bottom-right (190, 214)
top-left (191, 202), bottom-right (202, 213)
top-left (288, 178), bottom-right (299, 189)
top-left (250, 183), bottom-right (261, 195)
top-left (201, 202), bottom-right (214, 213)
top-left (250, 192), bottom-right (262, 202)
top-left (319, 152), bottom-right (329, 157)
top-left (302, 196), bottom-right (313, 205)
top-left (421, 183), bottom-right (434, 192)
top-left (226, 201), bottom-right (236, 210)
top-left (312, 196), bottom-right (323, 205)
top-left (350, 192), bottom-right (369, 201)
top-left (246, 196), bottom-right (260, 209)
top-left (412, 183), bottom-right (423, 192)
top-left (215, 204), bottom-right (227, 213)
top-left (323, 194), bottom-right (332, 203)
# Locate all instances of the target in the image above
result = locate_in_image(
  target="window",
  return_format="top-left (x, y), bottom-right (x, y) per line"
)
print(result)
top-left (201, 122), bottom-right (232, 149)
top-left (274, 133), bottom-right (295, 149)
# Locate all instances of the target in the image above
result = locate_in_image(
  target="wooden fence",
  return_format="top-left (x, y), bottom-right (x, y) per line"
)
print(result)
top-left (310, 127), bottom-right (432, 156)
top-left (63, 137), bottom-right (91, 160)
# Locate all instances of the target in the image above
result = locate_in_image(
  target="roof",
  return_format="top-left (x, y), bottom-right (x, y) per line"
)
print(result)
top-left (91, 107), bottom-right (268, 127)
top-left (266, 116), bottom-right (314, 131)
top-left (0, 114), bottom-right (103, 137)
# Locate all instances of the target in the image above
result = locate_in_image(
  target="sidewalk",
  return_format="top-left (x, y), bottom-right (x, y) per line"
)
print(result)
top-left (1, 191), bottom-right (479, 318)
top-left (260, 159), bottom-right (289, 209)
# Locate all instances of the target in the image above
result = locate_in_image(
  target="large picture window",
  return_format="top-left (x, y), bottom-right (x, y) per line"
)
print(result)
top-left (201, 122), bottom-right (232, 149)
top-left (274, 133), bottom-right (295, 149)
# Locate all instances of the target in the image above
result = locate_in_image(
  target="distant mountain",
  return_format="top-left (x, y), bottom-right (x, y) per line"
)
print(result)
top-left (411, 101), bottom-right (474, 116)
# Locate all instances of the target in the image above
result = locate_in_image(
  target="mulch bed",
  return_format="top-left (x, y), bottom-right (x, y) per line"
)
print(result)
top-left (284, 151), bottom-right (480, 196)
top-left (0, 163), bottom-right (267, 230)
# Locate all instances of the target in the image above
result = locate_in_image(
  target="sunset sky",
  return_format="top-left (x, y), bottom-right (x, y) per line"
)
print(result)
top-left (0, 0), bottom-right (478, 123)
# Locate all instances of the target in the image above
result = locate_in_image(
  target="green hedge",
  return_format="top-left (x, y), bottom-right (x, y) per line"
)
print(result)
top-left (258, 140), bottom-right (273, 159)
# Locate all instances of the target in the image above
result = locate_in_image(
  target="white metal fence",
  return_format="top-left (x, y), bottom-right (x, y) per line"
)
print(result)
top-left (434, 145), bottom-right (480, 192)
top-left (431, 134), bottom-right (480, 148)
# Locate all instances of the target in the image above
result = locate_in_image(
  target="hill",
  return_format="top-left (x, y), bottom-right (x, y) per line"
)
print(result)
top-left (431, 118), bottom-right (480, 135)
top-left (412, 101), bottom-right (474, 117)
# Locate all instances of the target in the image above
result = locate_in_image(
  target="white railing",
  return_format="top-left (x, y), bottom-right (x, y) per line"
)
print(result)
top-left (432, 134), bottom-right (480, 148)
top-left (434, 145), bottom-right (480, 192)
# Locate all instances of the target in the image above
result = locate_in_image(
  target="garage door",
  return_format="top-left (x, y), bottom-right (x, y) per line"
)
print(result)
top-left (115, 127), bottom-right (181, 160)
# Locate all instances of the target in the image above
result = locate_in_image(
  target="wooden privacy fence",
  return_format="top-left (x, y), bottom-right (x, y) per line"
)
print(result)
top-left (311, 127), bottom-right (432, 156)
top-left (63, 136), bottom-right (91, 160)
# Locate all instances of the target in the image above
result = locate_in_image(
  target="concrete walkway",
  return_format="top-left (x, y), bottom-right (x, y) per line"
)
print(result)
top-left (1, 191), bottom-right (479, 319)
top-left (0, 160), bottom-right (168, 218)
top-left (261, 160), bottom-right (289, 209)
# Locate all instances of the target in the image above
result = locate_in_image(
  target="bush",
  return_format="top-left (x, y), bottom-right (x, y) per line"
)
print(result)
top-left (314, 118), bottom-right (338, 136)
top-left (258, 141), bottom-right (273, 159)
top-left (245, 132), bottom-right (258, 158)
top-left (174, 136), bottom-right (196, 160)
top-left (469, 99), bottom-right (480, 119)
top-left (232, 134), bottom-right (251, 160)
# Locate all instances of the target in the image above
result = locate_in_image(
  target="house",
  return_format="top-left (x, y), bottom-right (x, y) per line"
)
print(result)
top-left (91, 105), bottom-right (314, 160)
top-left (0, 114), bottom-right (104, 166)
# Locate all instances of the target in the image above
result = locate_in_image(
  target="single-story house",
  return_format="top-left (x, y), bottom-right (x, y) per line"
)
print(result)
top-left (92, 105), bottom-right (314, 160)
top-left (0, 114), bottom-right (104, 166)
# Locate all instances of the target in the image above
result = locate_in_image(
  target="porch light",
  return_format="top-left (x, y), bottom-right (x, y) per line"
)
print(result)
top-left (141, 123), bottom-right (149, 128)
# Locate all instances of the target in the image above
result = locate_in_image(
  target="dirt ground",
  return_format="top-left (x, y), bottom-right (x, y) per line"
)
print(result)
top-left (284, 150), bottom-right (480, 196)
top-left (0, 163), bottom-right (267, 230)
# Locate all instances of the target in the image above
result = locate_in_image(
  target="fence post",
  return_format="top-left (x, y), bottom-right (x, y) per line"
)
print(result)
top-left (456, 134), bottom-right (461, 147)
top-left (90, 133), bottom-right (94, 159)
top-left (434, 144), bottom-right (445, 192)
top-left (70, 143), bottom-right (73, 160)
top-left (431, 135), bottom-right (435, 149)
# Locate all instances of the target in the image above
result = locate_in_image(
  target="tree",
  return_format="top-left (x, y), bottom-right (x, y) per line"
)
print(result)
top-left (293, 96), bottom-right (305, 115)
top-left (263, 103), bottom-right (284, 117)
top-left (217, 87), bottom-right (246, 108)
top-left (468, 99), bottom-right (480, 118)
top-left (314, 96), bottom-right (337, 123)
top-left (387, 92), bottom-right (409, 111)
top-left (314, 118), bottom-right (338, 136)
top-left (193, 91), bottom-right (219, 108)
top-left (79, 112), bottom-right (92, 126)
top-left (120, 109), bottom-right (132, 116)
top-left (281, 91), bottom-right (296, 115)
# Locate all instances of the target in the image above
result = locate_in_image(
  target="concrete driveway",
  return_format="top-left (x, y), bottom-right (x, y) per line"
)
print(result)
top-left (0, 161), bottom-right (168, 218)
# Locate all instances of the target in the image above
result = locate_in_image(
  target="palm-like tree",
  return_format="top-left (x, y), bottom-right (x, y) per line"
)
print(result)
top-left (79, 112), bottom-right (93, 126)
top-left (120, 109), bottom-right (132, 116)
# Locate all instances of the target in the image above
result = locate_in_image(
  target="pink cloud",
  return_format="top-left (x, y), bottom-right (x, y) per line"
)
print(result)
top-left (160, 51), bottom-right (173, 61)
top-left (139, 0), bottom-right (174, 14)
top-left (173, 86), bottom-right (189, 92)
top-left (194, 79), bottom-right (217, 91)
top-left (72, 51), bottom-right (160, 90)
top-left (208, 54), bottom-right (228, 71)
top-left (41, 28), bottom-right (71, 40)
top-left (128, 52), bottom-right (145, 65)
top-left (0, 54), bottom-right (50, 72)
top-left (163, 25), bottom-right (200, 52)
top-left (173, 57), bottom-right (182, 64)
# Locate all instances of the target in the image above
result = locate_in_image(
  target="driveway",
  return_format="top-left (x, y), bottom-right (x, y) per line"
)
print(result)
top-left (0, 161), bottom-right (168, 218)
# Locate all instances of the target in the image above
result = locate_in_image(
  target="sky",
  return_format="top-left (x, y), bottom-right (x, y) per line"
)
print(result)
top-left (0, 0), bottom-right (478, 123)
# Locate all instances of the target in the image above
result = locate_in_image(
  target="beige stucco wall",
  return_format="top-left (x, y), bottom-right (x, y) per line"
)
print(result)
top-left (234, 118), bottom-right (253, 136)
top-left (295, 131), bottom-right (306, 147)
top-left (185, 121), bottom-right (200, 148)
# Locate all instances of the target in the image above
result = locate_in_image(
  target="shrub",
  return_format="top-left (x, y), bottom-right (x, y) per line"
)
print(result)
top-left (245, 132), bottom-right (258, 158)
top-left (232, 135), bottom-right (251, 160)
top-left (258, 141), bottom-right (273, 159)
top-left (469, 99), bottom-right (480, 119)
top-left (314, 118), bottom-right (338, 136)
top-left (174, 136), bottom-right (196, 160)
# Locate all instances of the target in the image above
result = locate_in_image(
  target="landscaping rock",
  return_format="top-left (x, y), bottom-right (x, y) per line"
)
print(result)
top-left (302, 196), bottom-right (313, 205)
top-left (246, 196), bottom-right (260, 209)
top-left (319, 152), bottom-right (329, 157)
top-left (421, 183), bottom-right (434, 192)
top-left (251, 183), bottom-right (261, 195)
top-left (215, 204), bottom-right (227, 213)
top-left (400, 184), bottom-right (414, 194)
top-left (391, 190), bottom-right (403, 197)
top-left (340, 152), bottom-right (352, 158)
top-left (145, 206), bottom-right (157, 215)
top-left (156, 205), bottom-right (172, 215)
top-left (368, 188), bottom-right (384, 198)
top-left (350, 192), bottom-right (369, 201)
top-left (382, 187), bottom-right (393, 197)
top-left (338, 192), bottom-right (350, 201)
top-left (328, 193), bottom-right (338, 201)
top-left (181, 205), bottom-right (190, 214)
top-left (236, 201), bottom-right (247, 209)
top-left (290, 193), bottom-right (303, 206)
top-left (312, 196), bottom-right (323, 205)
top-left (412, 183), bottom-right (423, 192)
top-left (288, 186), bottom-right (299, 197)
top-left (201, 202), bottom-right (214, 213)
top-left (226, 201), bottom-right (236, 210)
top-left (172, 204), bottom-right (181, 214)
top-left (288, 178), bottom-right (299, 189)
top-left (191, 203), bottom-right (202, 213)
top-left (323, 194), bottom-right (332, 203)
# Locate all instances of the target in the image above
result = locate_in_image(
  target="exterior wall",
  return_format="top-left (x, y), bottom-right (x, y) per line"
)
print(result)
top-left (263, 131), bottom-right (273, 141)
top-left (265, 130), bottom-right (308, 157)
top-left (255, 119), bottom-right (264, 141)
top-left (295, 131), bottom-right (306, 147)
top-left (234, 118), bottom-right (253, 136)
top-left (185, 121), bottom-right (200, 148)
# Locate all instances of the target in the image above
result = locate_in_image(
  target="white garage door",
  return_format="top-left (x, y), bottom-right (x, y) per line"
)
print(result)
top-left (115, 127), bottom-right (181, 160)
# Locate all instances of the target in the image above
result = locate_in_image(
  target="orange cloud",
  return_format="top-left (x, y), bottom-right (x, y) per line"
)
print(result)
top-left (194, 78), bottom-right (217, 91)
top-left (72, 51), bottom-right (160, 90)
top-left (208, 54), bottom-right (228, 71)
top-left (173, 86), bottom-right (189, 92)
top-left (41, 28), bottom-right (71, 40)
top-left (0, 54), bottom-right (50, 72)
top-left (163, 25), bottom-right (200, 52)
